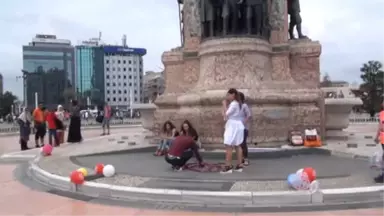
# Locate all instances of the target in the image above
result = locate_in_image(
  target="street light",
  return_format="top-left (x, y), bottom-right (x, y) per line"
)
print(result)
top-left (16, 70), bottom-right (30, 107)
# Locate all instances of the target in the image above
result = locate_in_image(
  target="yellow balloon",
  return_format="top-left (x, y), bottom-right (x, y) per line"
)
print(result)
top-left (77, 168), bottom-right (88, 177)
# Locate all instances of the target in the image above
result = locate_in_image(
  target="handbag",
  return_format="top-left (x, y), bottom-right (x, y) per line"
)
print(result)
top-left (96, 115), bottom-right (104, 123)
top-left (55, 118), bottom-right (64, 130)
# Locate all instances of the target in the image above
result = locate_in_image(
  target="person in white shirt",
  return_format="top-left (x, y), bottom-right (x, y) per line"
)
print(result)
top-left (238, 92), bottom-right (251, 166)
top-left (220, 88), bottom-right (245, 174)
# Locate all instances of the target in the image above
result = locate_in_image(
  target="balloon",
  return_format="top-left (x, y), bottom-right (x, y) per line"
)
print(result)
top-left (309, 180), bottom-right (320, 192)
top-left (287, 173), bottom-right (298, 188)
top-left (42, 144), bottom-right (53, 156)
top-left (296, 168), bottom-right (304, 175)
top-left (77, 168), bottom-right (88, 177)
top-left (303, 167), bottom-right (316, 182)
top-left (370, 152), bottom-right (383, 169)
top-left (287, 173), bottom-right (307, 190)
top-left (103, 164), bottom-right (115, 177)
top-left (95, 163), bottom-right (104, 175)
top-left (70, 171), bottom-right (84, 185)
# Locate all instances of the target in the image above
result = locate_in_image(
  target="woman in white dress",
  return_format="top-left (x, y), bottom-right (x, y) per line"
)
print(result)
top-left (220, 88), bottom-right (245, 174)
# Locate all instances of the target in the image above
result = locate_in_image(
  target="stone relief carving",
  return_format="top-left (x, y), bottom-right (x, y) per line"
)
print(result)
top-left (269, 0), bottom-right (285, 31)
top-left (184, 0), bottom-right (201, 37)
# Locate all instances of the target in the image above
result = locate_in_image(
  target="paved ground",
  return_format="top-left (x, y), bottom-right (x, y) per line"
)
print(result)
top-left (0, 163), bottom-right (382, 215)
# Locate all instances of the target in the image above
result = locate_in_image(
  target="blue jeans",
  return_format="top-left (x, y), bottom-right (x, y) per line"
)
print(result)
top-left (158, 139), bottom-right (173, 151)
top-left (48, 129), bottom-right (59, 146)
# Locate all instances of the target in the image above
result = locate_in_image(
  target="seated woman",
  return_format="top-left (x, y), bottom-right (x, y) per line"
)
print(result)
top-left (154, 121), bottom-right (178, 156)
top-left (180, 120), bottom-right (198, 141)
top-left (165, 135), bottom-right (203, 171)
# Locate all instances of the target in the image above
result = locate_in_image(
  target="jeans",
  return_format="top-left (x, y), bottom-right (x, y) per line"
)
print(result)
top-left (165, 150), bottom-right (193, 167)
top-left (157, 139), bottom-right (172, 151)
top-left (241, 129), bottom-right (249, 158)
top-left (48, 129), bottom-right (59, 146)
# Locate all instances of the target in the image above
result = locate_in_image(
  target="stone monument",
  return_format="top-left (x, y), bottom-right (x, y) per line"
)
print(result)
top-left (154, 0), bottom-right (323, 148)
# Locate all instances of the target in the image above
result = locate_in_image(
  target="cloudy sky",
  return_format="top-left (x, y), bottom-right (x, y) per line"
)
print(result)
top-left (0, 0), bottom-right (383, 98)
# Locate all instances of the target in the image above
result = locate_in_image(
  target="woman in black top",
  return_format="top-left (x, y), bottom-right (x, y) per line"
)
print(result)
top-left (67, 100), bottom-right (82, 143)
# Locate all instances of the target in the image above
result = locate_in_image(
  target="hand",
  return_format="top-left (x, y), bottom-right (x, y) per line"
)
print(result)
top-left (222, 99), bottom-right (228, 107)
top-left (374, 137), bottom-right (379, 144)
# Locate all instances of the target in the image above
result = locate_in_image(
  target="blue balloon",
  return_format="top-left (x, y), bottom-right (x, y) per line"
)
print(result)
top-left (287, 173), bottom-right (302, 189)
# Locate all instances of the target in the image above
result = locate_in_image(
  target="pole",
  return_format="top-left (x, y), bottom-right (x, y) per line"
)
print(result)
top-left (34, 92), bottom-right (38, 108)
top-left (178, 2), bottom-right (183, 46)
top-left (129, 88), bottom-right (133, 118)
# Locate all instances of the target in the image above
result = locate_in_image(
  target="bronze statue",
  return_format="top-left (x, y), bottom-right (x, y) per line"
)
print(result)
top-left (222, 0), bottom-right (242, 35)
top-left (200, 0), bottom-right (215, 37)
top-left (287, 0), bottom-right (307, 39)
top-left (244, 0), bottom-right (267, 35)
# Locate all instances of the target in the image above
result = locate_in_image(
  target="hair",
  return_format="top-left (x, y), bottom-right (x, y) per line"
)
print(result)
top-left (71, 100), bottom-right (78, 106)
top-left (227, 88), bottom-right (242, 109)
top-left (238, 92), bottom-right (245, 103)
top-left (162, 121), bottom-right (176, 133)
top-left (180, 120), bottom-right (198, 137)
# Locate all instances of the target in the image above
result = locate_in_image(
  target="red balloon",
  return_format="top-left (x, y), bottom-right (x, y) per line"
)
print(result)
top-left (303, 167), bottom-right (316, 182)
top-left (70, 171), bottom-right (84, 185)
top-left (95, 163), bottom-right (104, 175)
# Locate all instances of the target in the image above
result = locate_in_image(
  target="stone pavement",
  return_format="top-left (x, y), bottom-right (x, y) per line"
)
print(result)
top-left (0, 164), bottom-right (383, 215)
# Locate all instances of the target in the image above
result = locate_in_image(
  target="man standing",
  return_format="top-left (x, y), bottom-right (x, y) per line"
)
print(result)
top-left (287, 0), bottom-right (307, 40)
top-left (32, 103), bottom-right (47, 147)
top-left (102, 102), bottom-right (111, 135)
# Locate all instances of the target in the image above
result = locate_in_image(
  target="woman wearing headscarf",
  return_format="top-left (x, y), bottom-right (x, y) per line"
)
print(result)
top-left (17, 107), bottom-right (32, 150)
top-left (67, 100), bottom-right (83, 143)
top-left (55, 105), bottom-right (65, 144)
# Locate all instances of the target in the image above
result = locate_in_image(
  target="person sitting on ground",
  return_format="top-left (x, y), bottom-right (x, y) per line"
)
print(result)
top-left (165, 135), bottom-right (203, 171)
top-left (154, 121), bottom-right (178, 156)
top-left (180, 120), bottom-right (198, 141)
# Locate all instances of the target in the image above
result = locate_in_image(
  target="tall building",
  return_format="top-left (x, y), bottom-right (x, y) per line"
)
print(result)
top-left (143, 71), bottom-right (165, 103)
top-left (22, 34), bottom-right (75, 108)
top-left (75, 37), bottom-right (105, 105)
top-left (103, 45), bottom-right (146, 108)
top-left (0, 73), bottom-right (3, 95)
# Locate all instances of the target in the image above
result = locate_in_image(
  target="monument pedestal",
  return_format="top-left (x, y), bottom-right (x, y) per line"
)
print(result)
top-left (155, 38), bottom-right (323, 148)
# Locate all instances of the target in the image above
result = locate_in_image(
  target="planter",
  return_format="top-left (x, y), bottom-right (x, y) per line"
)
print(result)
top-left (324, 98), bottom-right (362, 139)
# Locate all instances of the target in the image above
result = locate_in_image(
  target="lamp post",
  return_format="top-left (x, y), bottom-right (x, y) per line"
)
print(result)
top-left (17, 70), bottom-right (30, 107)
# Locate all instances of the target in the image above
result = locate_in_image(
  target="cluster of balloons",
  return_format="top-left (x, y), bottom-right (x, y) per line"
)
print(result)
top-left (287, 167), bottom-right (319, 191)
top-left (70, 164), bottom-right (116, 185)
top-left (370, 152), bottom-right (384, 169)
top-left (40, 144), bottom-right (53, 156)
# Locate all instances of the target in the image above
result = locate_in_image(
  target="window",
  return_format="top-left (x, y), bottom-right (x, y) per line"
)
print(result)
top-left (129, 68), bottom-right (132, 72)
top-left (129, 75), bottom-right (132, 79)
top-left (134, 97), bottom-right (138, 102)
top-left (134, 90), bottom-right (137, 94)
top-left (106, 60), bottom-right (109, 64)
top-left (123, 75), bottom-right (126, 79)
top-left (118, 90), bottom-right (121, 94)
top-left (112, 67), bottom-right (115, 71)
top-left (123, 60), bottom-right (126, 64)
top-left (106, 75), bottom-right (110, 79)
top-left (123, 68), bottom-right (126, 72)
top-left (107, 90), bottom-right (110, 94)
top-left (123, 83), bottom-right (127, 86)
top-left (129, 83), bottom-right (132, 86)
top-left (124, 90), bottom-right (127, 94)
top-left (118, 75), bottom-right (121, 79)
top-left (118, 60), bottom-right (121, 64)
top-left (107, 98), bottom-right (110, 102)
top-left (106, 83), bottom-right (110, 87)
top-left (117, 67), bottom-right (120, 72)
top-left (133, 68), bottom-right (136, 72)
top-left (113, 90), bottom-right (116, 94)
top-left (129, 60), bottom-right (132, 64)
top-left (124, 98), bottom-right (127, 101)
top-left (112, 75), bottom-right (115, 79)
top-left (106, 68), bottom-right (109, 71)
top-left (119, 98), bottom-right (122, 101)
top-left (113, 83), bottom-right (116, 87)
top-left (139, 68), bottom-right (142, 72)
top-left (113, 97), bottom-right (116, 102)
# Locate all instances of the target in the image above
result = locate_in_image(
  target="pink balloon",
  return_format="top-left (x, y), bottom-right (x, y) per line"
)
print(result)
top-left (42, 144), bottom-right (53, 156)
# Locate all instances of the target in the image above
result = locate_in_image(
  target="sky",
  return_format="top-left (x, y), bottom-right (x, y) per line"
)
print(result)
top-left (0, 0), bottom-right (383, 99)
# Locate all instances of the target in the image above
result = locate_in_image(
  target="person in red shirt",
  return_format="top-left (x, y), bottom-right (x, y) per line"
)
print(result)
top-left (165, 135), bottom-right (203, 171)
top-left (46, 108), bottom-right (60, 146)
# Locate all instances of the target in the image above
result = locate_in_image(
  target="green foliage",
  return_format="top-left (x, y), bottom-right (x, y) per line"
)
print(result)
top-left (354, 60), bottom-right (384, 116)
top-left (320, 73), bottom-right (332, 87)
top-left (0, 91), bottom-right (18, 117)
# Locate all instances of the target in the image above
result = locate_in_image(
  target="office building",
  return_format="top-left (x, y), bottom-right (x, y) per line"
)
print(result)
top-left (103, 44), bottom-right (146, 108)
top-left (22, 34), bottom-right (75, 108)
top-left (0, 73), bottom-right (3, 95)
top-left (75, 37), bottom-right (105, 105)
top-left (143, 71), bottom-right (165, 103)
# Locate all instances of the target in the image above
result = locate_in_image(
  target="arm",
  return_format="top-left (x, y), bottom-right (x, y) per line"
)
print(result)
top-left (243, 104), bottom-right (251, 124)
top-left (225, 102), bottom-right (237, 117)
top-left (191, 142), bottom-right (203, 164)
top-left (171, 128), bottom-right (177, 137)
top-left (375, 121), bottom-right (382, 143)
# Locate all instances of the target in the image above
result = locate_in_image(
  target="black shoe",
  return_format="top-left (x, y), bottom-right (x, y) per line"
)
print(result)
top-left (234, 164), bottom-right (243, 172)
top-left (35, 144), bottom-right (40, 148)
top-left (374, 175), bottom-right (384, 183)
top-left (220, 165), bottom-right (233, 174)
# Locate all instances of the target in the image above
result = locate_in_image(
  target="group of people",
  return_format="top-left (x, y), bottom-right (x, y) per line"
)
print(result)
top-left (17, 100), bottom-right (83, 151)
top-left (157, 88), bottom-right (251, 174)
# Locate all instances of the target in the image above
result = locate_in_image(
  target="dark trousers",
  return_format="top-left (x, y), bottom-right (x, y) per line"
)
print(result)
top-left (49, 129), bottom-right (59, 146)
top-left (35, 123), bottom-right (46, 140)
top-left (20, 139), bottom-right (28, 150)
top-left (241, 129), bottom-right (249, 158)
top-left (165, 150), bottom-right (193, 167)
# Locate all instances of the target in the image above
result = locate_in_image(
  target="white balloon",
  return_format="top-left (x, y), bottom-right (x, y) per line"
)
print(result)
top-left (103, 164), bottom-right (116, 177)
top-left (309, 180), bottom-right (320, 192)
top-left (296, 168), bottom-right (304, 175)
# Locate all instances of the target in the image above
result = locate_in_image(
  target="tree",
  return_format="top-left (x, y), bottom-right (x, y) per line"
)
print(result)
top-left (0, 91), bottom-right (18, 117)
top-left (353, 60), bottom-right (384, 116)
top-left (320, 73), bottom-right (332, 87)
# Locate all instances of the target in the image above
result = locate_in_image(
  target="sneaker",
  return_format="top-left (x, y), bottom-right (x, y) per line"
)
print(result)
top-left (173, 166), bottom-right (183, 172)
top-left (374, 175), bottom-right (384, 183)
top-left (220, 165), bottom-right (233, 174)
top-left (243, 159), bottom-right (250, 166)
top-left (234, 165), bottom-right (243, 172)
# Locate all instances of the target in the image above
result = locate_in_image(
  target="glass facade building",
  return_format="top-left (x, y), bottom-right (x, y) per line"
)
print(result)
top-left (75, 46), bottom-right (105, 105)
top-left (22, 35), bottom-right (75, 109)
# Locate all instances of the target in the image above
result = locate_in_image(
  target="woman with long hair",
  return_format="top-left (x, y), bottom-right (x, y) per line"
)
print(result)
top-left (17, 107), bottom-right (32, 150)
top-left (220, 88), bottom-right (244, 174)
top-left (55, 105), bottom-right (65, 144)
top-left (67, 100), bottom-right (83, 143)
top-left (154, 121), bottom-right (178, 156)
top-left (238, 92), bottom-right (251, 166)
top-left (180, 120), bottom-right (199, 141)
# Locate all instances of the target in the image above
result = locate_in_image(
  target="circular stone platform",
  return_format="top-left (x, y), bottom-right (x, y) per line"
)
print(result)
top-left (71, 147), bottom-right (379, 191)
